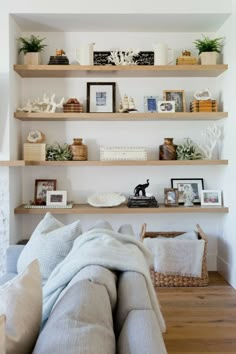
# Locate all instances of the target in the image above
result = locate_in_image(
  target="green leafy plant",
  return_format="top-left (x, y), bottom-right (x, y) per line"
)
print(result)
top-left (193, 35), bottom-right (224, 54)
top-left (46, 143), bottom-right (73, 161)
top-left (176, 138), bottom-right (204, 160)
top-left (17, 35), bottom-right (47, 54)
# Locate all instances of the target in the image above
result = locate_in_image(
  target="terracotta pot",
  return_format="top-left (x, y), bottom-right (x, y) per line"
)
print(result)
top-left (199, 52), bottom-right (220, 65)
top-left (24, 52), bottom-right (41, 65)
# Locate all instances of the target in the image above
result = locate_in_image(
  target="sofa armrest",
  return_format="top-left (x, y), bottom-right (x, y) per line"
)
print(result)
top-left (117, 310), bottom-right (167, 354)
top-left (6, 245), bottom-right (25, 273)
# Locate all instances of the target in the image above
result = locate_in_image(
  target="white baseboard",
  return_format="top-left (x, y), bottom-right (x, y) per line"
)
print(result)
top-left (217, 256), bottom-right (236, 289)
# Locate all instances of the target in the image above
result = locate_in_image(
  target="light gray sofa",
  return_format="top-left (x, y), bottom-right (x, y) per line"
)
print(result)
top-left (0, 245), bottom-right (167, 354)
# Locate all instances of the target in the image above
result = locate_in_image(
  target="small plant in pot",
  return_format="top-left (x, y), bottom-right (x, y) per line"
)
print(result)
top-left (17, 35), bottom-right (47, 65)
top-left (193, 35), bottom-right (224, 65)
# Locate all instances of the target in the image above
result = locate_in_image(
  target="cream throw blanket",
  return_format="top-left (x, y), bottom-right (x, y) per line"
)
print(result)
top-left (144, 236), bottom-right (205, 277)
top-left (42, 228), bottom-right (166, 332)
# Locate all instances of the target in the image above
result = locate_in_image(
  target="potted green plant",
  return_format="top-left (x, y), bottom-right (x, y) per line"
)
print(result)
top-left (193, 35), bottom-right (224, 65)
top-left (17, 35), bottom-right (47, 65)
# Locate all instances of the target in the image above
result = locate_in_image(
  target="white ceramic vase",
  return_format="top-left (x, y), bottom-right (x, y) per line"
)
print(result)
top-left (199, 52), bottom-right (220, 65)
top-left (24, 52), bottom-right (41, 65)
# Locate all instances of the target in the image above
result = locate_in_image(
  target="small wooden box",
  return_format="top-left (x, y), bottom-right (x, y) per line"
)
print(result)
top-left (23, 143), bottom-right (46, 161)
top-left (100, 147), bottom-right (147, 161)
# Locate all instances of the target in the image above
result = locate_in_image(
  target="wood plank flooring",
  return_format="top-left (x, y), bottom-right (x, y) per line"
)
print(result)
top-left (157, 272), bottom-right (236, 353)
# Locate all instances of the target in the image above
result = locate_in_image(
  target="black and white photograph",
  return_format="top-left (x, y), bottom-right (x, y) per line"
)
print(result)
top-left (157, 100), bottom-right (175, 113)
top-left (87, 82), bottom-right (116, 112)
top-left (171, 178), bottom-right (204, 204)
top-left (46, 190), bottom-right (67, 206)
top-left (163, 90), bottom-right (186, 112)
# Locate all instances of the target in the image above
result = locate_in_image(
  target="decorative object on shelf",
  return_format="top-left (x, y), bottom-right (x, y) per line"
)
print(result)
top-left (176, 50), bottom-right (198, 65)
top-left (201, 190), bottom-right (222, 206)
top-left (34, 179), bottom-right (57, 205)
top-left (70, 138), bottom-right (88, 161)
top-left (153, 43), bottom-right (174, 65)
top-left (24, 202), bottom-right (73, 209)
top-left (176, 138), bottom-right (204, 160)
top-left (157, 101), bottom-right (175, 113)
top-left (108, 49), bottom-right (140, 65)
top-left (144, 96), bottom-right (158, 112)
top-left (27, 130), bottom-right (45, 143)
top-left (87, 82), bottom-right (116, 113)
top-left (171, 178), bottom-right (204, 205)
top-left (17, 94), bottom-right (64, 113)
top-left (159, 138), bottom-right (177, 160)
top-left (199, 124), bottom-right (222, 159)
top-left (93, 51), bottom-right (154, 66)
top-left (46, 143), bottom-right (73, 161)
top-left (119, 95), bottom-right (137, 113)
top-left (193, 88), bottom-right (212, 100)
top-left (76, 43), bottom-right (95, 65)
top-left (87, 192), bottom-right (126, 207)
top-left (17, 34), bottom-right (47, 65)
top-left (182, 184), bottom-right (196, 207)
top-left (48, 49), bottom-right (69, 65)
top-left (63, 98), bottom-right (83, 113)
top-left (164, 188), bottom-right (179, 207)
top-left (127, 179), bottom-right (159, 208)
top-left (190, 99), bottom-right (218, 112)
top-left (100, 147), bottom-right (147, 161)
top-left (46, 190), bottom-right (67, 207)
top-left (193, 35), bottom-right (224, 65)
top-left (163, 90), bottom-right (186, 112)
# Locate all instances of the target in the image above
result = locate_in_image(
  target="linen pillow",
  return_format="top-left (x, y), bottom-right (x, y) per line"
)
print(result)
top-left (0, 315), bottom-right (6, 354)
top-left (0, 260), bottom-right (42, 354)
top-left (17, 212), bottom-right (82, 282)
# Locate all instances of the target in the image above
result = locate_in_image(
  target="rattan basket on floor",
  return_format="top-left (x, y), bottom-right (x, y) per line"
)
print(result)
top-left (141, 223), bottom-right (209, 287)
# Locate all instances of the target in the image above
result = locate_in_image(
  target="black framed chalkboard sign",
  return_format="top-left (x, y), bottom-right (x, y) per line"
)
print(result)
top-left (93, 51), bottom-right (154, 66)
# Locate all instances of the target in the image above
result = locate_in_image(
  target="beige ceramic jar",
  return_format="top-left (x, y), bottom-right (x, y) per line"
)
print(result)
top-left (70, 138), bottom-right (88, 161)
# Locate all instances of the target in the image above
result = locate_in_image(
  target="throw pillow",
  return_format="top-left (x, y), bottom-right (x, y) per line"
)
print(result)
top-left (17, 212), bottom-right (82, 282)
top-left (0, 315), bottom-right (6, 354)
top-left (0, 260), bottom-right (42, 354)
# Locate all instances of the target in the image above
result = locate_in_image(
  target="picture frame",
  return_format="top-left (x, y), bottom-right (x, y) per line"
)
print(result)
top-left (164, 188), bottom-right (179, 207)
top-left (87, 82), bottom-right (116, 113)
top-left (201, 190), bottom-right (222, 206)
top-left (46, 190), bottom-right (67, 206)
top-left (157, 100), bottom-right (175, 113)
top-left (171, 178), bottom-right (204, 205)
top-left (34, 179), bottom-right (57, 205)
top-left (163, 90), bottom-right (186, 112)
top-left (144, 96), bottom-right (158, 112)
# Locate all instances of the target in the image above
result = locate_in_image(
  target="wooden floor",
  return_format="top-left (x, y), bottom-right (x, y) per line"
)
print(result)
top-left (157, 272), bottom-right (236, 353)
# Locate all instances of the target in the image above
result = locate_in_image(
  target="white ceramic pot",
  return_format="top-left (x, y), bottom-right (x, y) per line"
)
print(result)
top-left (199, 52), bottom-right (220, 65)
top-left (24, 52), bottom-right (41, 65)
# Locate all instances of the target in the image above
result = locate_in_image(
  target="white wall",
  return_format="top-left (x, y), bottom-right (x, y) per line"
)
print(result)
top-left (0, 0), bottom-right (234, 277)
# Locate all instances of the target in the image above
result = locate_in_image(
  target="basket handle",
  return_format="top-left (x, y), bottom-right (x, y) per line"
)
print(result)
top-left (196, 224), bottom-right (208, 243)
top-left (140, 223), bottom-right (147, 241)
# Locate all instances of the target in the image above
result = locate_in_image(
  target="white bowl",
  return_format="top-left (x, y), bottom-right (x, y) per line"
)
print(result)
top-left (87, 193), bottom-right (126, 207)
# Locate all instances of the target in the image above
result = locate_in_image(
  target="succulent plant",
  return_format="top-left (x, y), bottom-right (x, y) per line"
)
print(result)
top-left (176, 138), bottom-right (204, 160)
top-left (17, 35), bottom-right (47, 54)
top-left (46, 143), bottom-right (73, 161)
top-left (193, 35), bottom-right (224, 54)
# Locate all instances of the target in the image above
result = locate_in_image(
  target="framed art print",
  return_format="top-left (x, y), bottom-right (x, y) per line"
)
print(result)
top-left (87, 82), bottom-right (116, 113)
top-left (171, 178), bottom-right (204, 204)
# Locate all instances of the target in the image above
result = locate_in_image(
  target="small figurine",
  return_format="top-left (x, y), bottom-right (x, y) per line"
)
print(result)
top-left (119, 95), bottom-right (137, 113)
top-left (182, 50), bottom-right (191, 56)
top-left (183, 184), bottom-right (196, 207)
top-left (56, 49), bottom-right (66, 56)
top-left (134, 179), bottom-right (149, 197)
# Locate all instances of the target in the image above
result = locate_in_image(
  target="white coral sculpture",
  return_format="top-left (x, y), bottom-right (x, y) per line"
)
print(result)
top-left (17, 94), bottom-right (64, 113)
top-left (108, 48), bottom-right (140, 65)
top-left (200, 124), bottom-right (222, 160)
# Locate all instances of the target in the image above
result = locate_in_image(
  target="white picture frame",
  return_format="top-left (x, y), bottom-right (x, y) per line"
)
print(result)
top-left (46, 190), bottom-right (67, 206)
top-left (201, 190), bottom-right (222, 206)
top-left (157, 100), bottom-right (175, 113)
top-left (144, 96), bottom-right (158, 112)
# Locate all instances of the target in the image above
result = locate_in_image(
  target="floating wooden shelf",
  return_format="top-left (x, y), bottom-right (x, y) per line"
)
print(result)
top-left (14, 111), bottom-right (228, 122)
top-left (14, 203), bottom-right (229, 215)
top-left (13, 64), bottom-right (228, 78)
top-left (0, 160), bottom-right (228, 167)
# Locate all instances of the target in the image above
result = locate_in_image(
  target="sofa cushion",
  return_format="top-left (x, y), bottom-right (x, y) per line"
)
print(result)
top-left (0, 315), bottom-right (6, 354)
top-left (33, 279), bottom-right (115, 354)
top-left (17, 212), bottom-right (82, 282)
top-left (0, 260), bottom-right (42, 354)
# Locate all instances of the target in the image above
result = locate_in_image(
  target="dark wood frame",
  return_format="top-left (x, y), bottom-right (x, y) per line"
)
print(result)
top-left (171, 178), bottom-right (204, 204)
top-left (164, 188), bottom-right (179, 207)
top-left (87, 82), bottom-right (116, 113)
top-left (163, 90), bottom-right (186, 112)
top-left (34, 179), bottom-right (57, 205)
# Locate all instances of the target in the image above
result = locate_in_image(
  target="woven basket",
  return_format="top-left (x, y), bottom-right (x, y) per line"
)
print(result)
top-left (141, 223), bottom-right (209, 287)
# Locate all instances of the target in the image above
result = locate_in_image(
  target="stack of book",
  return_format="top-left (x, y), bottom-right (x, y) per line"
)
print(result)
top-left (176, 56), bottom-right (198, 65)
top-left (190, 100), bottom-right (218, 112)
